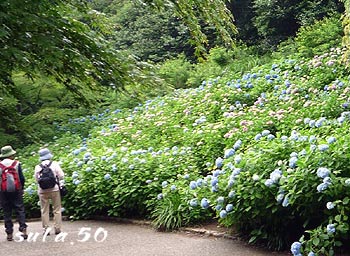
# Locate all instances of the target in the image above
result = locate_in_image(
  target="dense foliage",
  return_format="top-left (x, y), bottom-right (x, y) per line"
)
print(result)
top-left (251, 0), bottom-right (344, 48)
top-left (93, 1), bottom-right (194, 62)
top-left (0, 0), bottom-right (238, 147)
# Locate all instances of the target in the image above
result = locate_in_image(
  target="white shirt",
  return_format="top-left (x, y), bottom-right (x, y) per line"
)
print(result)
top-left (34, 160), bottom-right (64, 194)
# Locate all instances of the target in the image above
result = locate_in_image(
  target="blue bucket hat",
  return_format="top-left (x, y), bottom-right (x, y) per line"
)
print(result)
top-left (39, 148), bottom-right (53, 161)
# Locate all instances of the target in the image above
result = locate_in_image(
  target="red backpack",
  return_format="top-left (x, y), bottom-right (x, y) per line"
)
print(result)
top-left (0, 161), bottom-right (22, 192)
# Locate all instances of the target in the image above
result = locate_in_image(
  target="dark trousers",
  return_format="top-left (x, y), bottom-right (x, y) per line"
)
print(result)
top-left (0, 191), bottom-right (27, 234)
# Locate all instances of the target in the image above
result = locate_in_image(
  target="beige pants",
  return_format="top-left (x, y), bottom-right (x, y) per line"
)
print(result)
top-left (39, 191), bottom-right (62, 230)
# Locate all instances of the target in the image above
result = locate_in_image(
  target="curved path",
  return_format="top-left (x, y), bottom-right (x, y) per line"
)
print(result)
top-left (0, 220), bottom-right (289, 256)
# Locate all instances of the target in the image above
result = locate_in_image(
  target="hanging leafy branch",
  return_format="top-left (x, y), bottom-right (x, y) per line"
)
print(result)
top-left (140, 0), bottom-right (237, 56)
top-left (0, 0), bottom-right (141, 97)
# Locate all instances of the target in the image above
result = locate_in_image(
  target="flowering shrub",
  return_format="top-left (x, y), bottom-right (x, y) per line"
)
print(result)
top-left (17, 46), bottom-right (350, 254)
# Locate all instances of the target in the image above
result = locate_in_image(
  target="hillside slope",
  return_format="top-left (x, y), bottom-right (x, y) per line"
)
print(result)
top-left (19, 47), bottom-right (350, 254)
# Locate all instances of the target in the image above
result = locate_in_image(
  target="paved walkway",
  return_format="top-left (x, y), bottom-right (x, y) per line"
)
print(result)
top-left (0, 219), bottom-right (289, 256)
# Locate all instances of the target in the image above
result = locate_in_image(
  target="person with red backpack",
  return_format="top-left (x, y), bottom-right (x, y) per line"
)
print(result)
top-left (0, 145), bottom-right (28, 241)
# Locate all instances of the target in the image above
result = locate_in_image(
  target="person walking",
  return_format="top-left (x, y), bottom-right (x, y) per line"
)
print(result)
top-left (34, 148), bottom-right (64, 235)
top-left (0, 145), bottom-right (28, 241)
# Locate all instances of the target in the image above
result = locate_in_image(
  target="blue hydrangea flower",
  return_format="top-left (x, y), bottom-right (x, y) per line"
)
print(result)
top-left (290, 242), bottom-right (302, 255)
top-left (338, 116), bottom-right (346, 123)
top-left (80, 146), bottom-right (87, 151)
top-left (318, 144), bottom-right (329, 152)
top-left (267, 134), bottom-right (275, 140)
top-left (270, 169), bottom-right (282, 182)
top-left (309, 120), bottom-right (315, 127)
top-left (72, 172), bottom-right (79, 179)
top-left (290, 132), bottom-right (299, 141)
top-left (215, 205), bottom-right (223, 211)
top-left (201, 198), bottom-right (210, 209)
top-left (104, 173), bottom-right (111, 180)
top-left (252, 174), bottom-right (260, 181)
top-left (304, 118), bottom-right (311, 124)
top-left (327, 137), bottom-right (336, 144)
top-left (326, 202), bottom-right (335, 210)
top-left (146, 179), bottom-right (152, 184)
top-left (213, 170), bottom-right (221, 177)
top-left (24, 187), bottom-right (35, 195)
top-left (232, 168), bottom-right (241, 176)
top-left (317, 167), bottom-right (330, 178)
top-left (315, 119), bottom-right (324, 128)
top-left (233, 140), bottom-right (242, 150)
top-left (290, 152), bottom-right (298, 158)
top-left (234, 155), bottom-right (242, 164)
top-left (323, 177), bottom-right (332, 184)
top-left (211, 177), bottom-right (218, 186)
top-left (215, 157), bottom-right (223, 168)
top-left (171, 185), bottom-right (177, 191)
top-left (189, 198), bottom-right (198, 207)
top-left (282, 196), bottom-right (289, 207)
top-left (289, 156), bottom-right (298, 168)
top-left (345, 179), bottom-right (350, 186)
top-left (196, 178), bottom-right (203, 187)
top-left (73, 179), bottom-right (81, 185)
top-left (327, 224), bottom-right (336, 234)
top-left (84, 152), bottom-right (91, 159)
top-left (262, 130), bottom-right (271, 136)
top-left (73, 149), bottom-right (81, 155)
top-left (211, 185), bottom-right (219, 193)
top-left (227, 178), bottom-right (235, 188)
top-left (255, 133), bottom-right (262, 141)
top-left (281, 135), bottom-right (288, 141)
top-left (224, 148), bottom-right (235, 159)
top-left (317, 182), bottom-right (329, 192)
top-left (217, 196), bottom-right (225, 204)
top-left (265, 179), bottom-right (274, 187)
top-left (183, 174), bottom-right (190, 179)
top-left (161, 181), bottom-right (168, 188)
top-left (228, 191), bottom-right (235, 198)
top-left (157, 193), bottom-right (163, 200)
top-left (225, 204), bottom-right (233, 212)
top-left (276, 193), bottom-right (284, 203)
top-left (308, 252), bottom-right (316, 256)
top-left (189, 181), bottom-right (197, 190)
top-left (219, 210), bottom-right (227, 218)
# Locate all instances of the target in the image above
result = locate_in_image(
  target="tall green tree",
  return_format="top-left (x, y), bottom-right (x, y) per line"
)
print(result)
top-left (93, 1), bottom-right (194, 62)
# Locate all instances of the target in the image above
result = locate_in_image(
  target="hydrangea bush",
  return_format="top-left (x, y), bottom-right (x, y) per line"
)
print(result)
top-left (18, 47), bottom-right (350, 254)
